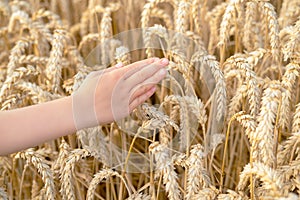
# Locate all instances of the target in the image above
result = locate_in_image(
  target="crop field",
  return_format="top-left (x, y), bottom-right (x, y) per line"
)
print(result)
top-left (0, 0), bottom-right (300, 199)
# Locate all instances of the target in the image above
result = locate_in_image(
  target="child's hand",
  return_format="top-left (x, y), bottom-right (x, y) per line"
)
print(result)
top-left (72, 58), bottom-right (169, 130)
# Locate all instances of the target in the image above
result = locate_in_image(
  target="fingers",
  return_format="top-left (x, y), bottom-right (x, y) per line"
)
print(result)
top-left (125, 58), bottom-right (169, 88)
top-left (129, 86), bottom-right (156, 113)
top-left (128, 66), bottom-right (167, 102)
top-left (119, 58), bottom-right (158, 78)
top-left (129, 84), bottom-right (154, 103)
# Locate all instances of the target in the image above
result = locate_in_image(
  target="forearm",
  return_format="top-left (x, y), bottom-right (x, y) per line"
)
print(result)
top-left (0, 96), bottom-right (76, 155)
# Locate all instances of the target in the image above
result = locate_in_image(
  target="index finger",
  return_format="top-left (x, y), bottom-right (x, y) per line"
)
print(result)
top-left (119, 57), bottom-right (159, 79)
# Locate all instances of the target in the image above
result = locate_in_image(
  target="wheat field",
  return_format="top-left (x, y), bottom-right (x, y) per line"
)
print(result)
top-left (0, 0), bottom-right (300, 199)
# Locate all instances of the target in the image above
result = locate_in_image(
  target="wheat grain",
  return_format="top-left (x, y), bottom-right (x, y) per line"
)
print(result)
top-left (60, 148), bottom-right (90, 200)
top-left (1, 1), bottom-right (300, 199)
top-left (278, 132), bottom-right (300, 167)
top-left (150, 8), bottom-right (173, 30)
top-left (191, 52), bottom-right (226, 121)
top-left (115, 46), bottom-right (131, 66)
top-left (207, 2), bottom-right (227, 54)
top-left (279, 0), bottom-right (300, 28)
top-left (190, 186), bottom-right (219, 200)
top-left (243, 2), bottom-right (259, 51)
top-left (0, 187), bottom-right (8, 200)
top-left (163, 95), bottom-right (193, 151)
top-left (252, 81), bottom-right (281, 166)
top-left (45, 29), bottom-right (67, 93)
top-left (6, 39), bottom-right (30, 78)
top-left (175, 0), bottom-right (189, 33)
top-left (34, 9), bottom-right (63, 28)
top-left (16, 81), bottom-right (61, 103)
top-left (141, 103), bottom-right (179, 132)
top-left (228, 84), bottom-right (246, 118)
top-left (218, 0), bottom-right (235, 50)
top-left (260, 2), bottom-right (280, 62)
top-left (217, 189), bottom-right (248, 200)
top-left (149, 142), bottom-right (181, 200)
top-left (186, 144), bottom-right (211, 199)
top-left (126, 192), bottom-right (151, 200)
top-left (77, 127), bottom-right (110, 166)
top-left (87, 168), bottom-right (129, 200)
top-left (238, 162), bottom-right (283, 197)
top-left (78, 33), bottom-right (100, 52)
top-left (282, 18), bottom-right (300, 62)
top-left (141, 0), bottom-right (170, 30)
top-left (15, 148), bottom-right (55, 200)
top-left (279, 63), bottom-right (300, 131)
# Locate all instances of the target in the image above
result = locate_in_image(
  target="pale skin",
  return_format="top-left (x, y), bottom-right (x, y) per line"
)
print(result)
top-left (0, 58), bottom-right (169, 155)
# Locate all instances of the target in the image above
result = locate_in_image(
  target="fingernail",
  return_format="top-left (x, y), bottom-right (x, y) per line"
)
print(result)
top-left (115, 62), bottom-right (123, 68)
top-left (159, 68), bottom-right (167, 76)
top-left (160, 58), bottom-right (169, 65)
top-left (150, 86), bottom-right (156, 93)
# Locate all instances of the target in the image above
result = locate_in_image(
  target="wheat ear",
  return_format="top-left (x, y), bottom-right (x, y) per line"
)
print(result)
top-left (0, 187), bottom-right (8, 200)
top-left (186, 144), bottom-right (211, 199)
top-left (217, 189), bottom-right (248, 200)
top-left (238, 162), bottom-right (283, 197)
top-left (15, 149), bottom-right (55, 200)
top-left (175, 0), bottom-right (189, 33)
top-left (252, 81), bottom-right (281, 167)
top-left (150, 8), bottom-right (173, 30)
top-left (260, 2), bottom-right (280, 62)
top-left (279, 63), bottom-right (300, 131)
top-left (243, 2), bottom-right (259, 51)
top-left (282, 18), bottom-right (300, 62)
top-left (60, 148), bottom-right (90, 200)
top-left (87, 168), bottom-right (130, 200)
top-left (190, 186), bottom-right (219, 200)
top-left (191, 52), bottom-right (227, 121)
top-left (207, 2), bottom-right (227, 55)
top-left (45, 29), bottom-right (67, 93)
top-left (126, 192), bottom-right (151, 200)
top-left (149, 142), bottom-right (181, 200)
top-left (115, 46), bottom-right (131, 66)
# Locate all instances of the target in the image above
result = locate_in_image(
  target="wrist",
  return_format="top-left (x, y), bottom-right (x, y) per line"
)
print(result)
top-left (71, 92), bottom-right (99, 130)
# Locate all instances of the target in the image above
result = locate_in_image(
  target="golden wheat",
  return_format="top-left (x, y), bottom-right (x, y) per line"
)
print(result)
top-left (0, 0), bottom-right (300, 199)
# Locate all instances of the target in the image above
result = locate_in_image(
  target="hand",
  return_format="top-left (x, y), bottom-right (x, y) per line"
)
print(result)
top-left (72, 58), bottom-right (169, 130)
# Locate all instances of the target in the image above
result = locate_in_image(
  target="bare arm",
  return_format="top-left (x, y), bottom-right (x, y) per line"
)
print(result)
top-left (0, 96), bottom-right (75, 155)
top-left (0, 58), bottom-right (168, 155)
